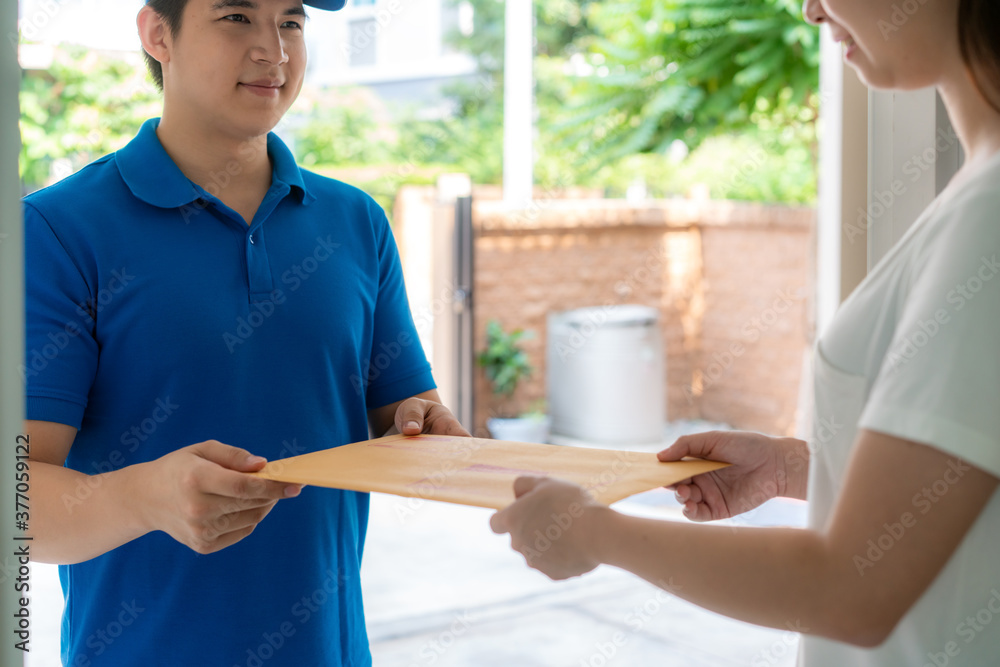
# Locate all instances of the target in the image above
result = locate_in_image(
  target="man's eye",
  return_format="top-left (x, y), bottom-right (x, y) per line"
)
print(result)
top-left (282, 20), bottom-right (303, 30)
top-left (222, 14), bottom-right (249, 23)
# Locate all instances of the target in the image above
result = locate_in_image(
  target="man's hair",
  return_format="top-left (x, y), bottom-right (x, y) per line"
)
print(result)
top-left (958, 0), bottom-right (1000, 114)
top-left (142, 0), bottom-right (190, 92)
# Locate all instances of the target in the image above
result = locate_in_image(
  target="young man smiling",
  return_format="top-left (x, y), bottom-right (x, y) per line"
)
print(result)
top-left (22, 0), bottom-right (467, 664)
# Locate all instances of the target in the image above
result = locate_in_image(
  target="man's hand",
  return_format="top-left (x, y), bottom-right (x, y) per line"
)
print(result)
top-left (136, 440), bottom-right (303, 554)
top-left (369, 389), bottom-right (470, 438)
top-left (393, 396), bottom-right (471, 437)
top-left (490, 476), bottom-right (608, 580)
top-left (658, 430), bottom-right (808, 522)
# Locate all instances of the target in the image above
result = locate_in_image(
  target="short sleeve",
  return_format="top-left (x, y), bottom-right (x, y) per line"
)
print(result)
top-left (23, 202), bottom-right (99, 428)
top-left (859, 192), bottom-right (1000, 477)
top-left (363, 208), bottom-right (436, 410)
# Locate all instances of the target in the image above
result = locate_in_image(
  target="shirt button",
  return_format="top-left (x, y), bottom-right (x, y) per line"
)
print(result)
top-left (249, 234), bottom-right (255, 244)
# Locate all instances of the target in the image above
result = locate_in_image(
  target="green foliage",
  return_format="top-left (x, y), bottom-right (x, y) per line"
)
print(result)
top-left (674, 130), bottom-right (816, 203)
top-left (428, 0), bottom-right (819, 203)
top-left (426, 0), bottom-right (600, 187)
top-left (393, 98), bottom-right (503, 186)
top-left (445, 0), bottom-right (598, 78)
top-left (21, 1), bottom-right (820, 207)
top-left (292, 88), bottom-right (392, 168)
top-left (477, 320), bottom-right (535, 400)
top-left (19, 45), bottom-right (160, 192)
top-left (560, 0), bottom-right (820, 171)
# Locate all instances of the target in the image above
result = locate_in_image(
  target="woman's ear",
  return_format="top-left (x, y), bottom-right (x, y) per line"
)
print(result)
top-left (137, 6), bottom-right (170, 67)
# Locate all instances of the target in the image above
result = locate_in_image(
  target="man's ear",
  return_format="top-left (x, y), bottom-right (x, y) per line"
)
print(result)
top-left (137, 6), bottom-right (170, 67)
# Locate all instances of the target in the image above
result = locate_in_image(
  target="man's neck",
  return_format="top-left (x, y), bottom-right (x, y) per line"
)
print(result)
top-left (155, 106), bottom-right (273, 204)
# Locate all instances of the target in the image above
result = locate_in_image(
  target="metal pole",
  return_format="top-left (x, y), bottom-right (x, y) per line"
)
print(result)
top-left (502, 0), bottom-right (533, 206)
top-left (1, 0), bottom-right (27, 664)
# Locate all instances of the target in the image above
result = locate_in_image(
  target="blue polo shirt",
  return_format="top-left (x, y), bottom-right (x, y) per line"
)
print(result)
top-left (23, 118), bottom-right (435, 666)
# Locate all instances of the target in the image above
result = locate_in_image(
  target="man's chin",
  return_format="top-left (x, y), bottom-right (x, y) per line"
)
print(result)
top-left (228, 109), bottom-right (291, 141)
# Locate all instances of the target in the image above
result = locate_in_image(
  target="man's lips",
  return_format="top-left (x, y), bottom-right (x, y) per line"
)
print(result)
top-left (239, 80), bottom-right (283, 96)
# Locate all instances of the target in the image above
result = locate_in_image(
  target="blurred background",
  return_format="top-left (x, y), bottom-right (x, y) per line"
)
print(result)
top-left (17, 0), bottom-right (818, 664)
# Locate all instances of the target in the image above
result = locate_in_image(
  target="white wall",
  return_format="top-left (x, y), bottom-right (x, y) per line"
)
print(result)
top-left (816, 30), bottom-right (869, 338)
top-left (308, 0), bottom-right (475, 87)
top-left (867, 89), bottom-right (962, 268)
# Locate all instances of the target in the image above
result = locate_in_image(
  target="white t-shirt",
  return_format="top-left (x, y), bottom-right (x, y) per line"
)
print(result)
top-left (800, 151), bottom-right (1000, 666)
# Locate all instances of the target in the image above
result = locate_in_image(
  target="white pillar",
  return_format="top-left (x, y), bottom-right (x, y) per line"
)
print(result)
top-left (502, 0), bottom-right (533, 206)
top-left (2, 2), bottom-right (26, 664)
top-left (816, 30), bottom-right (868, 337)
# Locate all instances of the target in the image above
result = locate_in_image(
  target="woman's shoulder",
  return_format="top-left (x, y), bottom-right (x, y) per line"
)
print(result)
top-left (934, 153), bottom-right (1000, 228)
top-left (917, 159), bottom-right (1000, 265)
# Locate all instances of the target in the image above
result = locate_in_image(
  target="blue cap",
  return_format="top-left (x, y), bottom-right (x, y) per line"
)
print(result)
top-left (303, 0), bottom-right (346, 9)
top-left (146, 0), bottom-right (347, 10)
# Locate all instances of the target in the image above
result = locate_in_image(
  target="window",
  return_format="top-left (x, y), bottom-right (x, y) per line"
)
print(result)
top-left (348, 18), bottom-right (377, 67)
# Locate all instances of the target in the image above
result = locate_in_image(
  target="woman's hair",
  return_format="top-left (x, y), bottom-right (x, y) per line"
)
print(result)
top-left (958, 0), bottom-right (1000, 113)
top-left (142, 0), bottom-right (189, 92)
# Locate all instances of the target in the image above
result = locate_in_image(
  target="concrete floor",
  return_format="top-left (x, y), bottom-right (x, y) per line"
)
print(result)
top-left (27, 421), bottom-right (806, 666)
top-left (363, 489), bottom-right (806, 667)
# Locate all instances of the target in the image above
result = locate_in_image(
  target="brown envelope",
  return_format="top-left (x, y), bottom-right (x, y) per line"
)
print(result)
top-left (251, 434), bottom-right (729, 510)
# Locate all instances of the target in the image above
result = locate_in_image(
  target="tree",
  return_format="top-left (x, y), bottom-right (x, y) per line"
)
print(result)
top-left (392, 0), bottom-right (598, 186)
top-left (292, 87), bottom-right (392, 168)
top-left (19, 45), bottom-right (160, 192)
top-left (560, 0), bottom-right (820, 168)
top-left (426, 0), bottom-right (819, 201)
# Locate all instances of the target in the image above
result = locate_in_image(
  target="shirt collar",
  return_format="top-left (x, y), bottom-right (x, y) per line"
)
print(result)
top-left (266, 129), bottom-right (313, 205)
top-left (115, 117), bottom-right (313, 209)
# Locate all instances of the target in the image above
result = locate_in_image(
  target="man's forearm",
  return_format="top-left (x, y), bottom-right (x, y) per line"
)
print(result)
top-left (30, 460), bottom-right (149, 564)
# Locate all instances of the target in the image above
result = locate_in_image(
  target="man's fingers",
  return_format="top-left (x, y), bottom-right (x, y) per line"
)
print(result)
top-left (191, 523), bottom-right (258, 555)
top-left (444, 420), bottom-right (472, 437)
top-left (430, 419), bottom-right (470, 437)
top-left (191, 440), bottom-right (267, 471)
top-left (396, 399), bottom-right (425, 435)
top-left (199, 466), bottom-right (299, 501)
top-left (513, 475), bottom-right (546, 498)
top-left (199, 502), bottom-right (278, 543)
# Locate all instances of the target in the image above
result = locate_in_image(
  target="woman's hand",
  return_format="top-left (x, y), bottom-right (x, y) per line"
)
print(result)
top-left (490, 476), bottom-right (610, 580)
top-left (658, 430), bottom-right (808, 522)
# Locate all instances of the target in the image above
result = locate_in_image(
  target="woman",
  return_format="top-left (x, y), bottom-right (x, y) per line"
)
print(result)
top-left (490, 0), bottom-right (1000, 663)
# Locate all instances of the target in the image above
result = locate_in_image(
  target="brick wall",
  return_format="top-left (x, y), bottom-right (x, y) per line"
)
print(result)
top-left (393, 190), bottom-right (815, 439)
top-left (469, 199), bottom-right (815, 438)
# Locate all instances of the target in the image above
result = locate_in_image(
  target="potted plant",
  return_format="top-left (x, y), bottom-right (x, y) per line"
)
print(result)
top-left (477, 320), bottom-right (551, 443)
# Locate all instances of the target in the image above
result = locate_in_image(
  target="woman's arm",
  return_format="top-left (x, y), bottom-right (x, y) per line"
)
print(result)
top-left (491, 428), bottom-right (997, 647)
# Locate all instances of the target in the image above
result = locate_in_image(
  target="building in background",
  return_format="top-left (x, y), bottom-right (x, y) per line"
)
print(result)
top-left (306, 0), bottom-right (476, 117)
top-left (18, 0), bottom-right (477, 116)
